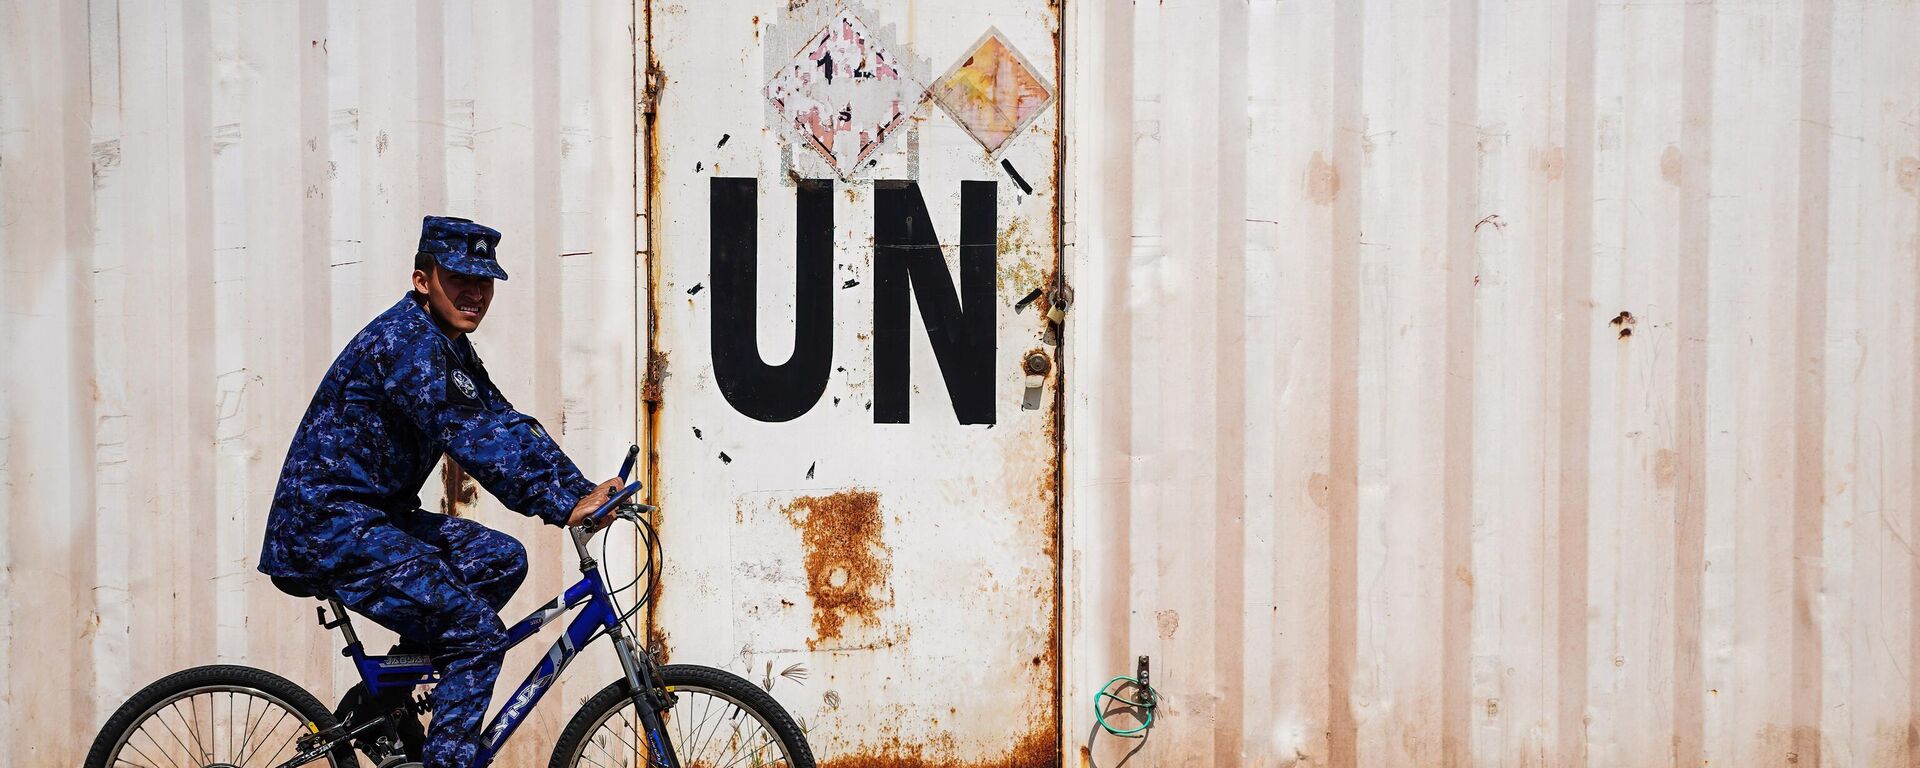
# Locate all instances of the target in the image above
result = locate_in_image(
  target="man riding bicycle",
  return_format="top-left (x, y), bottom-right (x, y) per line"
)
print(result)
top-left (257, 216), bottom-right (621, 768)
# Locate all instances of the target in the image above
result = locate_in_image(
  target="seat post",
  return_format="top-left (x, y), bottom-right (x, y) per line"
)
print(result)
top-left (318, 598), bottom-right (361, 646)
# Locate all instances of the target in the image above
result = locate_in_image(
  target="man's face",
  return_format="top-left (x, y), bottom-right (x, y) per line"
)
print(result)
top-left (412, 263), bottom-right (494, 336)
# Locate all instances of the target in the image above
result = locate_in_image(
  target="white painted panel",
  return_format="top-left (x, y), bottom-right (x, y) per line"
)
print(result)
top-left (646, 1), bottom-right (1061, 765)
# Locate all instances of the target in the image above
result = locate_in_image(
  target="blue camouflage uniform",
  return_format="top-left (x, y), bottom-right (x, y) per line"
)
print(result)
top-left (259, 216), bottom-right (594, 768)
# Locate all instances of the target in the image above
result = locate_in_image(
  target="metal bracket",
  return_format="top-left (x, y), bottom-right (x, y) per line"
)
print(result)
top-left (1136, 655), bottom-right (1153, 705)
top-left (641, 351), bottom-right (667, 405)
top-left (640, 62), bottom-right (666, 118)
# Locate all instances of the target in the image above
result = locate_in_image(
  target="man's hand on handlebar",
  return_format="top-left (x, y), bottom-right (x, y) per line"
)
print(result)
top-left (567, 477), bottom-right (624, 530)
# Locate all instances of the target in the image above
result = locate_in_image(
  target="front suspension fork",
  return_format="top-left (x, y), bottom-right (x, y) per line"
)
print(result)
top-left (611, 630), bottom-right (680, 767)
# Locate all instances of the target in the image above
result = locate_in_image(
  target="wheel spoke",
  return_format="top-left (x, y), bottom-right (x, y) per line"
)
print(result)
top-left (151, 703), bottom-right (200, 765)
top-left (682, 690), bottom-right (725, 763)
top-left (136, 725), bottom-right (188, 768)
top-left (198, 694), bottom-right (218, 763)
top-left (570, 680), bottom-right (796, 768)
top-left (231, 693), bottom-right (257, 765)
top-left (693, 695), bottom-right (731, 763)
top-left (115, 738), bottom-right (167, 768)
top-left (584, 730), bottom-right (624, 768)
top-left (713, 736), bottom-right (784, 768)
top-left (258, 721), bottom-right (307, 767)
top-left (707, 714), bottom-right (781, 768)
top-left (180, 698), bottom-right (216, 765)
top-left (240, 708), bottom-right (291, 767)
top-left (610, 709), bottom-right (646, 759)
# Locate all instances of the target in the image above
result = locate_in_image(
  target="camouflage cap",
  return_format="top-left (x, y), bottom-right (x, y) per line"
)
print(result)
top-left (417, 215), bottom-right (510, 280)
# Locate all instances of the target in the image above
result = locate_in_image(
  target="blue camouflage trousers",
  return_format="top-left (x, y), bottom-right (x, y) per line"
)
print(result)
top-left (330, 512), bottom-right (527, 768)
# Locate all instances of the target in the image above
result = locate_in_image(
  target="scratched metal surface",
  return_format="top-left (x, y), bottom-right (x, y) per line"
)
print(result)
top-left (1063, 0), bottom-right (1920, 766)
top-left (8, 0), bottom-right (1920, 766)
top-left (643, 2), bottom-right (1062, 767)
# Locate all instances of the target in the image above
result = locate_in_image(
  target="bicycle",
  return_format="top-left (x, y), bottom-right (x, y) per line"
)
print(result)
top-left (83, 445), bottom-right (816, 768)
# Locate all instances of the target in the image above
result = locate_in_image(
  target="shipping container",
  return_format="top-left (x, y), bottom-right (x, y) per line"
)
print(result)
top-left (4, 0), bottom-right (1919, 766)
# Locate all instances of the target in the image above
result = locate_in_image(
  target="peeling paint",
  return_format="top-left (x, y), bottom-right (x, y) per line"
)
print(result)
top-left (764, 11), bottom-right (922, 179)
top-left (818, 727), bottom-right (1057, 768)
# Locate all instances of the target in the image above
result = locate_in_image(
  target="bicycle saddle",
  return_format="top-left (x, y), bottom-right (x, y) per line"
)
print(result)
top-left (270, 575), bottom-right (323, 598)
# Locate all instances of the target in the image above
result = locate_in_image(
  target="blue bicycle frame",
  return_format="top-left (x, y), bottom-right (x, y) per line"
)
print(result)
top-left (323, 448), bottom-right (670, 768)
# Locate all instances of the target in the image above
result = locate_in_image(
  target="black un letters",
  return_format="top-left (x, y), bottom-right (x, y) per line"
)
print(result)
top-left (708, 177), bottom-right (997, 425)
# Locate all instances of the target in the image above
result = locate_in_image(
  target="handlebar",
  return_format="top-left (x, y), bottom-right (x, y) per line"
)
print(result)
top-left (617, 444), bottom-right (640, 482)
top-left (581, 444), bottom-right (654, 526)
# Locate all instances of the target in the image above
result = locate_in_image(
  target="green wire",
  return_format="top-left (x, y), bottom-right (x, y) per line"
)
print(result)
top-left (1094, 675), bottom-right (1157, 737)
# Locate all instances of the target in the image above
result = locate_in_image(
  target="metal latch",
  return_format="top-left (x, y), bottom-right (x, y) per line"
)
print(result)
top-left (641, 62), bottom-right (666, 118)
top-left (641, 351), bottom-right (667, 405)
top-left (1021, 351), bottom-right (1051, 410)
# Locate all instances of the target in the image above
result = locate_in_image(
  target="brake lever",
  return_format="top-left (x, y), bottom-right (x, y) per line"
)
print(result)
top-left (615, 502), bottom-right (659, 522)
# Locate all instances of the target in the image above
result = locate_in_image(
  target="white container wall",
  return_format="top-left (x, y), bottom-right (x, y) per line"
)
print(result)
top-left (1064, 0), bottom-right (1920, 766)
top-left (5, 0), bottom-right (1920, 766)
top-left (0, 1), bottom-right (642, 765)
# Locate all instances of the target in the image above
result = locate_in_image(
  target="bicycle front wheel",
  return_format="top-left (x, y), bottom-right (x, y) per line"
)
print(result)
top-left (83, 664), bottom-right (346, 768)
top-left (550, 664), bottom-right (816, 768)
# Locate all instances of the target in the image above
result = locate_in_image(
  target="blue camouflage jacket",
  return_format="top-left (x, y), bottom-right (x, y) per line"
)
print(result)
top-left (258, 293), bottom-right (595, 581)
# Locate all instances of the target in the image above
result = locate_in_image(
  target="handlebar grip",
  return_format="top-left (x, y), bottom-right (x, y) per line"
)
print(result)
top-left (617, 444), bottom-right (641, 482)
top-left (586, 480), bottom-right (646, 524)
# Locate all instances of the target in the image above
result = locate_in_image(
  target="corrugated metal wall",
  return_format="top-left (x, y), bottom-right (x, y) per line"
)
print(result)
top-left (0, 1), bottom-right (641, 765)
top-left (1063, 0), bottom-right (1920, 766)
top-left (7, 0), bottom-right (1920, 766)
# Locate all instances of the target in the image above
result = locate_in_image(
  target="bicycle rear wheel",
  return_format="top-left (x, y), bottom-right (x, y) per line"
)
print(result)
top-left (83, 664), bottom-right (346, 768)
top-left (550, 664), bottom-right (816, 768)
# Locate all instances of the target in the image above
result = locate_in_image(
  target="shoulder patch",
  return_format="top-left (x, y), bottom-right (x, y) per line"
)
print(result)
top-left (448, 367), bottom-right (481, 405)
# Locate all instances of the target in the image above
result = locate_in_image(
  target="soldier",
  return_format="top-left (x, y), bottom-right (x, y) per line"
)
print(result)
top-left (257, 215), bottom-right (621, 768)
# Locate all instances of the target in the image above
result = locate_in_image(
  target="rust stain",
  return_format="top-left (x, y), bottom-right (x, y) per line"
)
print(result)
top-left (438, 458), bottom-right (477, 517)
top-left (1610, 310), bottom-right (1636, 340)
top-left (1870, 723), bottom-right (1910, 766)
top-left (784, 490), bottom-right (892, 649)
top-left (1654, 448), bottom-right (1678, 490)
top-left (1305, 150), bottom-right (1341, 205)
top-left (642, 501), bottom-right (669, 664)
top-left (639, 2), bottom-right (670, 670)
top-left (641, 350), bottom-right (669, 404)
top-left (1154, 609), bottom-right (1179, 640)
top-left (1308, 471), bottom-right (1330, 510)
top-left (819, 726), bottom-right (1057, 768)
top-left (1540, 145), bottom-right (1565, 180)
top-left (1455, 566), bottom-right (1474, 590)
top-left (647, 624), bottom-right (672, 665)
top-left (1660, 144), bottom-right (1683, 186)
top-left (996, 217), bottom-right (1044, 292)
top-left (1898, 155), bottom-right (1920, 195)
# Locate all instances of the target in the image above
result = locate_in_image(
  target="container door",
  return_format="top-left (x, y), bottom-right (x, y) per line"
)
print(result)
top-left (645, 1), bottom-right (1062, 763)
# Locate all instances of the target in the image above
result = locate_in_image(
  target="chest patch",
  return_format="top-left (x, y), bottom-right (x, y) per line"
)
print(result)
top-left (450, 369), bottom-right (479, 402)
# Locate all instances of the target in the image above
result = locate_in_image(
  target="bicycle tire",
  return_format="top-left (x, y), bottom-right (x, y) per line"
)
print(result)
top-left (83, 664), bottom-right (347, 768)
top-left (549, 664), bottom-right (817, 768)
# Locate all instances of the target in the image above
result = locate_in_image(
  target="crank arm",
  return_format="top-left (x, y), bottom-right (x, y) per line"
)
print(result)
top-left (274, 714), bottom-right (392, 768)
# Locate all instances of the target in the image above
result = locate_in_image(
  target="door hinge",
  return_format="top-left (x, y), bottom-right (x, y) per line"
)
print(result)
top-left (641, 351), bottom-right (667, 405)
top-left (641, 62), bottom-right (666, 118)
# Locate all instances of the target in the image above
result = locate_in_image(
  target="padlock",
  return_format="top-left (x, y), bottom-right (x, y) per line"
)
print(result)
top-left (1047, 305), bottom-right (1065, 323)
